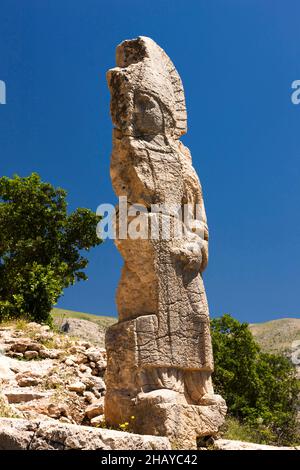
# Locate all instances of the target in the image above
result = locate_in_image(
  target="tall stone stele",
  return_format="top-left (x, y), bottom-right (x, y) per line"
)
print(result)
top-left (105, 36), bottom-right (226, 449)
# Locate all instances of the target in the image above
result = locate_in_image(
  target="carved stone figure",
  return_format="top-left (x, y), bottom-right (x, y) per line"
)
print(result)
top-left (105, 36), bottom-right (226, 449)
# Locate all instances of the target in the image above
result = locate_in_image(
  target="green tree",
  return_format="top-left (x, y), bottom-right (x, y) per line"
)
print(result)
top-left (0, 173), bottom-right (102, 324)
top-left (211, 314), bottom-right (299, 445)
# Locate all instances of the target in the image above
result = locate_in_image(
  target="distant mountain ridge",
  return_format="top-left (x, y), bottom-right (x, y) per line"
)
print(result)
top-left (249, 318), bottom-right (300, 381)
top-left (249, 318), bottom-right (300, 355)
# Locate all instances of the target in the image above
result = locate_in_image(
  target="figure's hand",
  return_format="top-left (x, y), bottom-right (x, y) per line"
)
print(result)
top-left (170, 240), bottom-right (203, 272)
top-left (200, 240), bottom-right (209, 272)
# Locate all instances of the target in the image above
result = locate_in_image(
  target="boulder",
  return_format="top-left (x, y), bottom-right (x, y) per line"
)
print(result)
top-left (90, 414), bottom-right (105, 427)
top-left (39, 349), bottom-right (61, 359)
top-left (81, 375), bottom-right (105, 392)
top-left (47, 404), bottom-right (68, 419)
top-left (67, 382), bottom-right (86, 394)
top-left (24, 351), bottom-right (39, 360)
top-left (0, 418), bottom-right (171, 450)
top-left (83, 391), bottom-right (96, 404)
top-left (213, 439), bottom-right (299, 451)
top-left (86, 348), bottom-right (103, 363)
top-left (16, 375), bottom-right (41, 387)
top-left (74, 353), bottom-right (88, 365)
top-left (85, 397), bottom-right (104, 419)
top-left (4, 390), bottom-right (48, 404)
top-left (10, 340), bottom-right (43, 353)
top-left (64, 358), bottom-right (75, 366)
top-left (0, 418), bottom-right (38, 450)
top-left (0, 356), bottom-right (15, 380)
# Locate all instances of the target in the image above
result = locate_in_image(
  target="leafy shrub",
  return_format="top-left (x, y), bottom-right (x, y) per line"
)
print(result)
top-left (0, 173), bottom-right (101, 324)
top-left (211, 314), bottom-right (300, 445)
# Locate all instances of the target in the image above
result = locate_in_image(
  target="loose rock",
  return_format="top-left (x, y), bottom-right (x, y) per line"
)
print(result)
top-left (67, 382), bottom-right (86, 394)
top-left (85, 397), bottom-right (104, 419)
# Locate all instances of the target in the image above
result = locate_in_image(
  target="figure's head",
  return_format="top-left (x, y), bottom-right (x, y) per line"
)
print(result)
top-left (107, 36), bottom-right (187, 139)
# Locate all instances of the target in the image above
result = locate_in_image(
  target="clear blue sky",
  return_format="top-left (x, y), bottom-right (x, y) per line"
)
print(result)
top-left (1, 0), bottom-right (300, 323)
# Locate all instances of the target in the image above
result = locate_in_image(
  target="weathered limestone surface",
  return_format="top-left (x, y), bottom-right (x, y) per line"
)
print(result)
top-left (0, 323), bottom-right (108, 425)
top-left (105, 36), bottom-right (226, 449)
top-left (0, 418), bottom-right (170, 450)
top-left (213, 439), bottom-right (299, 451)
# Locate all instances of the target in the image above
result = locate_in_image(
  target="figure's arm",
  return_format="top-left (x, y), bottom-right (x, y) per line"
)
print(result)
top-left (198, 199), bottom-right (209, 272)
top-left (172, 142), bottom-right (210, 272)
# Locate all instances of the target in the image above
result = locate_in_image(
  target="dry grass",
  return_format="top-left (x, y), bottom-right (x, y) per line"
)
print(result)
top-left (250, 318), bottom-right (300, 354)
top-left (51, 308), bottom-right (116, 329)
top-left (0, 392), bottom-right (18, 419)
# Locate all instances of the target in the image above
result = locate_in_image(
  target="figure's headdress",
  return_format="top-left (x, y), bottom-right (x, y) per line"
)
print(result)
top-left (107, 36), bottom-right (187, 139)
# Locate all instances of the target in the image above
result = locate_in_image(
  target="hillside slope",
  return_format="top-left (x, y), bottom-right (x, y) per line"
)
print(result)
top-left (52, 308), bottom-right (116, 328)
top-left (51, 308), bottom-right (116, 347)
top-left (249, 318), bottom-right (300, 355)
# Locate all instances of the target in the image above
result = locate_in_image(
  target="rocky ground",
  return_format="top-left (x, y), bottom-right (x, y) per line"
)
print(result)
top-left (0, 318), bottom-right (298, 450)
top-left (54, 317), bottom-right (107, 347)
top-left (0, 417), bottom-right (170, 450)
top-left (0, 321), bottom-right (106, 427)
